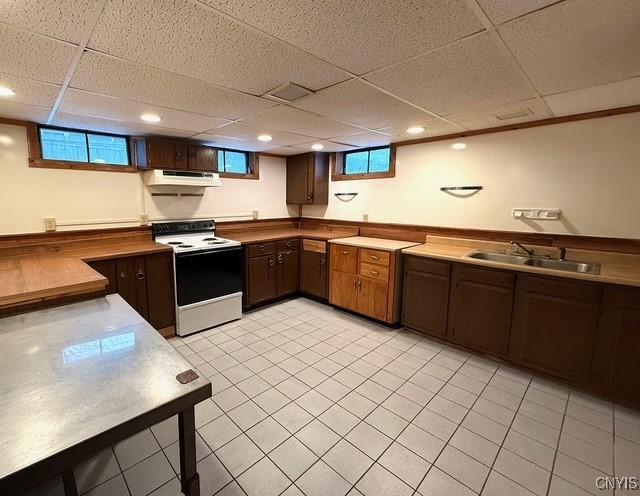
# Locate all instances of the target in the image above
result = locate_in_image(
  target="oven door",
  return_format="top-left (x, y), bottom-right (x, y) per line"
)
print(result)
top-left (174, 246), bottom-right (242, 307)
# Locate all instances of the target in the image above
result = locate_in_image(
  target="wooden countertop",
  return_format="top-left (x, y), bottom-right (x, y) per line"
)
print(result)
top-left (329, 236), bottom-right (421, 251)
top-left (0, 241), bottom-right (172, 308)
top-left (403, 237), bottom-right (640, 287)
top-left (223, 228), bottom-right (357, 244)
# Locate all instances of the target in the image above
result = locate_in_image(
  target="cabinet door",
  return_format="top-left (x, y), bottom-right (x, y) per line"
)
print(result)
top-left (300, 251), bottom-right (327, 299)
top-left (329, 271), bottom-right (358, 311)
top-left (115, 258), bottom-right (139, 308)
top-left (448, 265), bottom-right (515, 355)
top-left (174, 143), bottom-right (188, 170)
top-left (188, 145), bottom-right (216, 171)
top-left (145, 253), bottom-right (176, 330)
top-left (595, 286), bottom-right (640, 398)
top-left (88, 260), bottom-right (117, 294)
top-left (146, 140), bottom-right (176, 169)
top-left (278, 250), bottom-right (300, 296)
top-left (248, 255), bottom-right (278, 305)
top-left (402, 258), bottom-right (450, 336)
top-left (357, 277), bottom-right (388, 321)
top-left (286, 154), bottom-right (310, 204)
top-left (132, 257), bottom-right (149, 321)
top-left (510, 275), bottom-right (601, 381)
top-left (309, 153), bottom-right (329, 205)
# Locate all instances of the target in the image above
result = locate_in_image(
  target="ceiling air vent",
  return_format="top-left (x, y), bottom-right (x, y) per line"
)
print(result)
top-left (263, 82), bottom-right (314, 103)
top-left (494, 108), bottom-right (533, 120)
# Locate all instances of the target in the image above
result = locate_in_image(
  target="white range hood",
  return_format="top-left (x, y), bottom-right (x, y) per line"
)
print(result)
top-left (142, 169), bottom-right (222, 187)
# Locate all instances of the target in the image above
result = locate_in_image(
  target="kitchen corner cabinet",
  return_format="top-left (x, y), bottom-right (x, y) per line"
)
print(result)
top-left (88, 252), bottom-right (175, 335)
top-left (244, 239), bottom-right (300, 307)
top-left (300, 239), bottom-right (328, 299)
top-left (329, 244), bottom-right (403, 324)
top-left (133, 137), bottom-right (215, 171)
top-left (286, 152), bottom-right (329, 205)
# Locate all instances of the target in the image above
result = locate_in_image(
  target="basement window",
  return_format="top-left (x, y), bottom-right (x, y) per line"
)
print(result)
top-left (37, 126), bottom-right (131, 168)
top-left (332, 145), bottom-right (395, 180)
top-left (217, 149), bottom-right (249, 174)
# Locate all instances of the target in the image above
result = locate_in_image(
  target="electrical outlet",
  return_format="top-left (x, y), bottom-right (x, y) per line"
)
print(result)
top-left (139, 214), bottom-right (149, 225)
top-left (44, 217), bottom-right (56, 232)
top-left (363, 213), bottom-right (369, 222)
top-left (252, 209), bottom-right (259, 220)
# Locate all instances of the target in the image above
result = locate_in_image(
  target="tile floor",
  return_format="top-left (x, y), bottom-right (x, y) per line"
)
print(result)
top-left (31, 297), bottom-right (640, 496)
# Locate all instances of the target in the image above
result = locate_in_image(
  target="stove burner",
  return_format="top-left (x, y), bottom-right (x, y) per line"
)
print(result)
top-left (167, 241), bottom-right (184, 245)
top-left (202, 237), bottom-right (218, 241)
top-left (177, 244), bottom-right (194, 248)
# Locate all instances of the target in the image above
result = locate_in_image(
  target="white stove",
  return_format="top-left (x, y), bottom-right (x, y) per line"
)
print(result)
top-left (152, 220), bottom-right (243, 336)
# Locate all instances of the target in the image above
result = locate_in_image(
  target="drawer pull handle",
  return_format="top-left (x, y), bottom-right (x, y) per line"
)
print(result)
top-left (369, 255), bottom-right (380, 260)
top-left (269, 258), bottom-right (275, 266)
top-left (320, 257), bottom-right (326, 265)
top-left (119, 271), bottom-right (126, 279)
top-left (370, 270), bottom-right (379, 276)
top-left (136, 271), bottom-right (146, 280)
top-left (286, 241), bottom-right (291, 247)
top-left (258, 244), bottom-right (265, 251)
top-left (340, 250), bottom-right (349, 255)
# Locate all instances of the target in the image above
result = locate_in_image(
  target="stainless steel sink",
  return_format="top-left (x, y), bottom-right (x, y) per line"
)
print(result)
top-left (466, 251), bottom-right (600, 274)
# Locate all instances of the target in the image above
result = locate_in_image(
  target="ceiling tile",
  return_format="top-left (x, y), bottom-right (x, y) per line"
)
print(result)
top-left (202, 0), bottom-right (484, 74)
top-left (52, 111), bottom-right (194, 137)
top-left (0, 0), bottom-right (103, 44)
top-left (0, 74), bottom-right (61, 107)
top-left (240, 106), bottom-right (364, 139)
top-left (500, 0), bottom-right (640, 95)
top-left (544, 76), bottom-right (640, 117)
top-left (378, 118), bottom-right (465, 141)
top-left (59, 89), bottom-right (230, 133)
top-left (475, 0), bottom-right (558, 25)
top-left (261, 147), bottom-right (304, 156)
top-left (0, 101), bottom-right (51, 122)
top-left (332, 131), bottom-right (392, 148)
top-left (88, 0), bottom-right (350, 95)
top-left (213, 122), bottom-right (315, 147)
top-left (291, 79), bottom-right (435, 129)
top-left (365, 32), bottom-right (535, 116)
top-left (446, 98), bottom-right (553, 129)
top-left (71, 51), bottom-right (276, 120)
top-left (191, 132), bottom-right (278, 152)
top-left (293, 141), bottom-right (358, 153)
top-left (0, 23), bottom-right (77, 84)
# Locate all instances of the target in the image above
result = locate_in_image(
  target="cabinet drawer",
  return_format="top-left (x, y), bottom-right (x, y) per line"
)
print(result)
top-left (248, 242), bottom-right (276, 258)
top-left (330, 244), bottom-right (358, 274)
top-left (360, 262), bottom-right (389, 282)
top-left (456, 264), bottom-right (515, 288)
top-left (405, 255), bottom-right (451, 276)
top-left (302, 239), bottom-right (326, 253)
top-left (360, 248), bottom-right (390, 266)
top-left (277, 238), bottom-right (299, 252)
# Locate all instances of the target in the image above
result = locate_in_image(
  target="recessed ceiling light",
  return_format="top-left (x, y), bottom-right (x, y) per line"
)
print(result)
top-left (311, 143), bottom-right (324, 151)
top-left (451, 142), bottom-right (467, 150)
top-left (140, 113), bottom-right (161, 123)
top-left (257, 134), bottom-right (272, 142)
top-left (406, 126), bottom-right (425, 134)
top-left (0, 86), bottom-right (15, 97)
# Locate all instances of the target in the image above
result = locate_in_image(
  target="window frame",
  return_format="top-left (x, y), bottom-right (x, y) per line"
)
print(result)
top-left (28, 123), bottom-right (137, 173)
top-left (331, 144), bottom-right (396, 181)
top-left (216, 147), bottom-right (260, 180)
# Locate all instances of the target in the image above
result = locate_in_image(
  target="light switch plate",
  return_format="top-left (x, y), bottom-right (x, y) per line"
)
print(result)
top-left (512, 208), bottom-right (561, 220)
top-left (44, 217), bottom-right (56, 231)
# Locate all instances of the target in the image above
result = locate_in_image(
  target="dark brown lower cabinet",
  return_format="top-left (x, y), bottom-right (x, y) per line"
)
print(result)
top-left (448, 265), bottom-right (515, 356)
top-left (593, 286), bottom-right (640, 400)
top-left (89, 252), bottom-right (175, 334)
top-left (402, 256), bottom-right (450, 336)
top-left (247, 255), bottom-right (278, 306)
top-left (509, 275), bottom-right (601, 381)
top-left (278, 250), bottom-right (299, 296)
top-left (300, 250), bottom-right (327, 299)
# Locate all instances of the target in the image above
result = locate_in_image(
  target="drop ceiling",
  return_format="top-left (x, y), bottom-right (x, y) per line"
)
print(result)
top-left (0, 0), bottom-right (638, 153)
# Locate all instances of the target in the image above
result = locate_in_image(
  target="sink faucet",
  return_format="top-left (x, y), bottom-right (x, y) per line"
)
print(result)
top-left (510, 241), bottom-right (534, 256)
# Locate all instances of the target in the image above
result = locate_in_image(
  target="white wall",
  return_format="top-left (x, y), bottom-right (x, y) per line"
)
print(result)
top-left (0, 123), bottom-right (292, 235)
top-left (305, 113), bottom-right (640, 239)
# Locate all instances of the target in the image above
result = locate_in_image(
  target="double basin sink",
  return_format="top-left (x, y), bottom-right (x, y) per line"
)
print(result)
top-left (466, 251), bottom-right (600, 274)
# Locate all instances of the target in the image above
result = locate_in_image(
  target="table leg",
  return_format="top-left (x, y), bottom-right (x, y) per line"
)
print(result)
top-left (62, 470), bottom-right (78, 496)
top-left (178, 407), bottom-right (200, 496)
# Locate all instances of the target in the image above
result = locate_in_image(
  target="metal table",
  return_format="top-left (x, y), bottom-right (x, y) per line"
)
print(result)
top-left (0, 295), bottom-right (211, 496)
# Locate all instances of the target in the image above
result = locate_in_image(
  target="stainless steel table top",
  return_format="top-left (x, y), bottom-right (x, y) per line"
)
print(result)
top-left (0, 295), bottom-right (210, 481)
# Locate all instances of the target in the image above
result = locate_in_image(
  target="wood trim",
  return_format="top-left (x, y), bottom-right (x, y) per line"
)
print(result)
top-left (331, 144), bottom-right (397, 181)
top-left (29, 158), bottom-right (138, 173)
top-left (394, 104), bottom-right (640, 148)
top-left (259, 152), bottom-right (289, 159)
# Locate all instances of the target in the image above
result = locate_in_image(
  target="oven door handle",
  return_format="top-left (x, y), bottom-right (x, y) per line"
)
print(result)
top-left (175, 246), bottom-right (242, 258)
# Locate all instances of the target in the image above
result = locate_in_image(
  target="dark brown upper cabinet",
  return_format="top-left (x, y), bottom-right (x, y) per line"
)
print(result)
top-left (133, 137), bottom-right (214, 171)
top-left (286, 152), bottom-right (329, 205)
top-left (188, 145), bottom-right (216, 171)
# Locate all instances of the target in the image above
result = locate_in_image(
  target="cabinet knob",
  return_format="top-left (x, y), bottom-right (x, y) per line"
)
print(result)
top-left (119, 271), bottom-right (126, 279)
top-left (370, 270), bottom-right (379, 276)
top-left (136, 270), bottom-right (146, 280)
top-left (320, 257), bottom-right (326, 265)
top-left (269, 258), bottom-right (275, 266)
top-left (258, 244), bottom-right (265, 251)
top-left (286, 241), bottom-right (291, 247)
top-left (277, 254), bottom-right (284, 264)
top-left (340, 250), bottom-right (349, 255)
